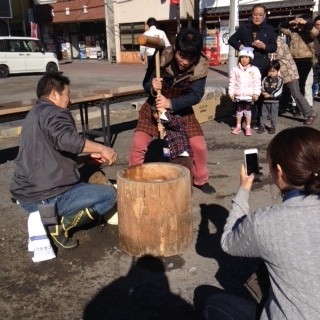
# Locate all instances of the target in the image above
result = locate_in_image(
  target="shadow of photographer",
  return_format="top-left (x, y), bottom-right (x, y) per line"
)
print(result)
top-left (83, 255), bottom-right (196, 320)
top-left (194, 203), bottom-right (261, 312)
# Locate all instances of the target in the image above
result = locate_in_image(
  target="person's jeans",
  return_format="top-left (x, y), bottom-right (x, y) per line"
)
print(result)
top-left (260, 101), bottom-right (279, 128)
top-left (294, 58), bottom-right (312, 97)
top-left (305, 67), bottom-right (313, 106)
top-left (19, 182), bottom-right (117, 217)
top-left (204, 293), bottom-right (257, 320)
top-left (285, 80), bottom-right (313, 117)
top-left (312, 63), bottom-right (320, 97)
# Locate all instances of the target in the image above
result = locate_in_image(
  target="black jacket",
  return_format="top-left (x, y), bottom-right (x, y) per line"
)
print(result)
top-left (229, 20), bottom-right (277, 76)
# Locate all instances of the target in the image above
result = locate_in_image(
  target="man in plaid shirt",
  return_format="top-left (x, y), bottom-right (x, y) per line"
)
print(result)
top-left (129, 27), bottom-right (215, 194)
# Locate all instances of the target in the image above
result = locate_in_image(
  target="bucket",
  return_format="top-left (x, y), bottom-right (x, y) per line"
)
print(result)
top-left (117, 162), bottom-right (192, 257)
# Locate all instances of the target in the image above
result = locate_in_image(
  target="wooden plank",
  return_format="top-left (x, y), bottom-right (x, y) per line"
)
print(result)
top-left (0, 85), bottom-right (145, 117)
top-left (70, 90), bottom-right (112, 104)
top-left (0, 99), bottom-right (36, 116)
top-left (110, 85), bottom-right (144, 98)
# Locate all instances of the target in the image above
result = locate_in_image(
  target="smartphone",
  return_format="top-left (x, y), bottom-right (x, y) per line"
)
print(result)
top-left (244, 148), bottom-right (259, 175)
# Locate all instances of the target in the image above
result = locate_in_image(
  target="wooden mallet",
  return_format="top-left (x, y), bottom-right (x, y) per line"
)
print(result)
top-left (137, 35), bottom-right (166, 139)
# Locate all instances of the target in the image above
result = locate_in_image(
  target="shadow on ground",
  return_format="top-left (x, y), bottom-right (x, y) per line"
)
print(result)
top-left (194, 203), bottom-right (261, 312)
top-left (83, 255), bottom-right (197, 320)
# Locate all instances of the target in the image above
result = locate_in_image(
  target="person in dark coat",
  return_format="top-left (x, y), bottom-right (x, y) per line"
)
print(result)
top-left (228, 4), bottom-right (277, 128)
top-left (228, 4), bottom-right (277, 77)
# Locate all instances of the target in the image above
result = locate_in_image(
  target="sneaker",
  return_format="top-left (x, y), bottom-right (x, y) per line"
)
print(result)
top-left (257, 125), bottom-right (265, 134)
top-left (245, 128), bottom-right (252, 136)
top-left (231, 127), bottom-right (242, 135)
top-left (193, 182), bottom-right (216, 194)
top-left (269, 127), bottom-right (276, 134)
top-left (304, 113), bottom-right (317, 125)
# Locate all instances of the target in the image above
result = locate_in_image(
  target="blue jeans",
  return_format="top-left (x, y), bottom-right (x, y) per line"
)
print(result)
top-left (204, 293), bottom-right (257, 320)
top-left (312, 63), bottom-right (320, 97)
top-left (19, 182), bottom-right (117, 217)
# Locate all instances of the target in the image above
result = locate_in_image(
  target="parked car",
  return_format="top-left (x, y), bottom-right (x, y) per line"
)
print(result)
top-left (0, 36), bottom-right (59, 78)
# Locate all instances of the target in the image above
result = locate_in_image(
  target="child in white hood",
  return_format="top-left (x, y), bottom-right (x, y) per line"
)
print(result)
top-left (228, 47), bottom-right (261, 136)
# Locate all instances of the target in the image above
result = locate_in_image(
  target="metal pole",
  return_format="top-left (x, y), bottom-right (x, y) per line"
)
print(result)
top-left (228, 0), bottom-right (239, 76)
top-left (105, 0), bottom-right (111, 61)
top-left (19, 0), bottom-right (27, 36)
top-left (7, 19), bottom-right (11, 36)
top-left (177, 4), bottom-right (181, 33)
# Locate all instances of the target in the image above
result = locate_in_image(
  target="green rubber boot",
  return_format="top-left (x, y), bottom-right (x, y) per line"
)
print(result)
top-left (48, 208), bottom-right (98, 249)
top-left (47, 224), bottom-right (79, 249)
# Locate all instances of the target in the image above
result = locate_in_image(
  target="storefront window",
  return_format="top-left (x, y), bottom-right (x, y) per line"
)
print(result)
top-left (120, 23), bottom-right (144, 51)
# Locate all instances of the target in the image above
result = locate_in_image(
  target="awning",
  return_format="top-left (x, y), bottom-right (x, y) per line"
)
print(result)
top-left (204, 0), bottom-right (316, 21)
top-left (35, 0), bottom-right (105, 24)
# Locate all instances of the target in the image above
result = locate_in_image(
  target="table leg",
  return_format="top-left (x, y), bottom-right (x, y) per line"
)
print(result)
top-left (106, 100), bottom-right (111, 146)
top-left (100, 100), bottom-right (107, 146)
top-left (84, 104), bottom-right (89, 132)
top-left (79, 103), bottom-right (86, 138)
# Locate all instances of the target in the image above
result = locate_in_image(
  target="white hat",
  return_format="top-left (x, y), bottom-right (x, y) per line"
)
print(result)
top-left (239, 47), bottom-right (254, 59)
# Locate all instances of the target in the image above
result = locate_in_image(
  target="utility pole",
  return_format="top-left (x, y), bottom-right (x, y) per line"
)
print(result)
top-left (19, 0), bottom-right (26, 36)
top-left (170, 0), bottom-right (180, 34)
top-left (177, 2), bottom-right (181, 33)
top-left (228, 0), bottom-right (239, 76)
top-left (104, 0), bottom-right (115, 62)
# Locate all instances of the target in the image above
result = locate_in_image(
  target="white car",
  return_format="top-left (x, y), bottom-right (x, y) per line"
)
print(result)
top-left (0, 36), bottom-right (59, 78)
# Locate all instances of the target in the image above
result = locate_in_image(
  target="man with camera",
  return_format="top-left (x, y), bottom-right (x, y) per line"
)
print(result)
top-left (279, 15), bottom-right (318, 125)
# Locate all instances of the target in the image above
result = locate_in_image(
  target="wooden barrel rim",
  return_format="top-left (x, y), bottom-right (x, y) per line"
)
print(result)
top-left (118, 162), bottom-right (190, 183)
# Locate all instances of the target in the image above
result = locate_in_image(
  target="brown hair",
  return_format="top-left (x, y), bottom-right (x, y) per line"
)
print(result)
top-left (267, 127), bottom-right (320, 195)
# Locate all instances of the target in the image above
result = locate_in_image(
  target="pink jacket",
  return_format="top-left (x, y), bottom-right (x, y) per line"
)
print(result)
top-left (228, 63), bottom-right (261, 100)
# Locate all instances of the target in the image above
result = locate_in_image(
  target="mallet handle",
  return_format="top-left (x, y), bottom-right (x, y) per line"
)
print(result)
top-left (155, 50), bottom-right (165, 140)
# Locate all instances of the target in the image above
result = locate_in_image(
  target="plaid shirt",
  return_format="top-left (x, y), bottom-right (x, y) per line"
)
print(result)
top-left (160, 111), bottom-right (193, 160)
top-left (136, 48), bottom-right (207, 138)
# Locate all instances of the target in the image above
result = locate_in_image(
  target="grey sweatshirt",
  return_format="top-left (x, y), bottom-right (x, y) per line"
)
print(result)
top-left (10, 98), bottom-right (86, 203)
top-left (221, 188), bottom-right (320, 320)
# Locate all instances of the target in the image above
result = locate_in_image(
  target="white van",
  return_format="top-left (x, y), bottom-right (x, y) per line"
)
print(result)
top-left (0, 36), bottom-right (59, 78)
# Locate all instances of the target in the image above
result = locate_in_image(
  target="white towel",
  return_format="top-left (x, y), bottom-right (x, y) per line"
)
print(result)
top-left (28, 211), bottom-right (56, 262)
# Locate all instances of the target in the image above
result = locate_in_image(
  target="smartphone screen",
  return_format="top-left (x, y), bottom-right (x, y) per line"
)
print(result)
top-left (244, 149), bottom-right (259, 175)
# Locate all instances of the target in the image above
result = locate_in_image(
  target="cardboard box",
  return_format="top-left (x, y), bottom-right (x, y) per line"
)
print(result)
top-left (192, 95), bottom-right (234, 123)
top-left (192, 97), bottom-right (218, 123)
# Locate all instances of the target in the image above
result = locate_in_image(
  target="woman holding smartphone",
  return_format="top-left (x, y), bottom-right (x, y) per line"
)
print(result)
top-left (204, 126), bottom-right (320, 320)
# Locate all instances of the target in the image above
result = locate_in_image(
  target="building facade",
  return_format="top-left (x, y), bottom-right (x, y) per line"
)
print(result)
top-left (201, 0), bottom-right (317, 64)
top-left (34, 0), bottom-right (106, 60)
top-left (1, 0), bottom-right (319, 64)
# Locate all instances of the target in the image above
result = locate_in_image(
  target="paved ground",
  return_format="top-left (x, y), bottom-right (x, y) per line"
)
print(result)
top-left (0, 60), bottom-right (319, 320)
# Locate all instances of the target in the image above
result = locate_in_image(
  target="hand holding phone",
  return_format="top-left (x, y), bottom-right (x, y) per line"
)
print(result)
top-left (244, 148), bottom-right (259, 176)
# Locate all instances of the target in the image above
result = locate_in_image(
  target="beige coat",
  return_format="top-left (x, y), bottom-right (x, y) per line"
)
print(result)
top-left (274, 37), bottom-right (299, 84)
top-left (279, 26), bottom-right (318, 59)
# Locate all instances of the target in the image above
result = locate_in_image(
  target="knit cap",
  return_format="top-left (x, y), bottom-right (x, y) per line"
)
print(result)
top-left (239, 47), bottom-right (254, 59)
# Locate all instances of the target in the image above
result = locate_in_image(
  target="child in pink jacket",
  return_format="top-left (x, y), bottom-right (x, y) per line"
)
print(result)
top-left (228, 47), bottom-right (261, 136)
